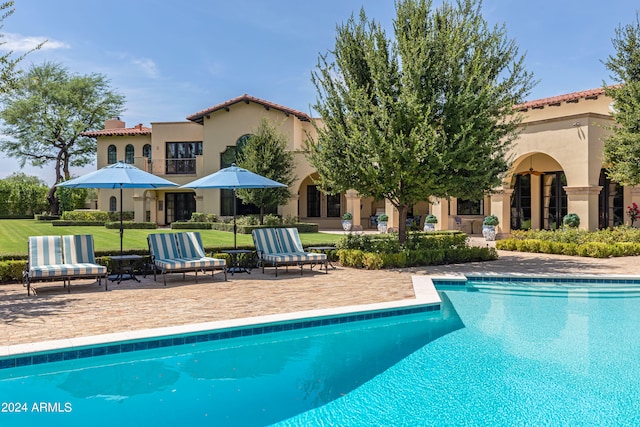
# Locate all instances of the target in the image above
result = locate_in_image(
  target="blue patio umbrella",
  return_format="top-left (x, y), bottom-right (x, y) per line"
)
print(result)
top-left (181, 164), bottom-right (287, 248)
top-left (57, 161), bottom-right (179, 255)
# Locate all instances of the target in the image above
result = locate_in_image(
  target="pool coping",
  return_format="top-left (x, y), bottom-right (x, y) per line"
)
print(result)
top-left (0, 275), bottom-right (441, 360)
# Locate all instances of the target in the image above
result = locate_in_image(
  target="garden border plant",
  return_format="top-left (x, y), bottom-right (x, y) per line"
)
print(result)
top-left (335, 231), bottom-right (497, 269)
top-left (496, 226), bottom-right (640, 258)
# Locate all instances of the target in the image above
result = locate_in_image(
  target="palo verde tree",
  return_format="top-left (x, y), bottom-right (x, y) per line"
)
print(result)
top-left (0, 61), bottom-right (125, 214)
top-left (236, 117), bottom-right (296, 224)
top-left (603, 12), bottom-right (640, 185)
top-left (306, 0), bottom-right (534, 243)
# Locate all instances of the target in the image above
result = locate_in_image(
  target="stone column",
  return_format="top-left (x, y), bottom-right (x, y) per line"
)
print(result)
top-left (133, 193), bottom-right (145, 223)
top-left (345, 189), bottom-right (361, 228)
top-left (563, 185), bottom-right (602, 231)
top-left (147, 191), bottom-right (157, 224)
top-left (431, 198), bottom-right (449, 231)
top-left (490, 188), bottom-right (514, 238)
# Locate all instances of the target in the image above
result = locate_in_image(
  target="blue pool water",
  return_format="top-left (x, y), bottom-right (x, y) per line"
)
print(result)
top-left (3, 276), bottom-right (640, 426)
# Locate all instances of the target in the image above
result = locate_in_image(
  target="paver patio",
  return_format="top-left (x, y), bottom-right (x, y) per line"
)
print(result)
top-left (1, 245), bottom-right (639, 348)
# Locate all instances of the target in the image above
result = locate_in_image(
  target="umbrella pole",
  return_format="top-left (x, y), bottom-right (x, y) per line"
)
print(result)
top-left (233, 188), bottom-right (237, 249)
top-left (120, 185), bottom-right (124, 256)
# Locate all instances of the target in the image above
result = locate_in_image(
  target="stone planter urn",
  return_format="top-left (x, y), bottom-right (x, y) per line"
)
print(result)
top-left (377, 214), bottom-right (388, 233)
top-left (423, 214), bottom-right (437, 232)
top-left (482, 225), bottom-right (496, 241)
top-left (482, 215), bottom-right (499, 241)
top-left (342, 213), bottom-right (353, 231)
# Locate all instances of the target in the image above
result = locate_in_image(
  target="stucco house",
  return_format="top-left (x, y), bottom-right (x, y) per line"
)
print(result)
top-left (83, 88), bottom-right (629, 236)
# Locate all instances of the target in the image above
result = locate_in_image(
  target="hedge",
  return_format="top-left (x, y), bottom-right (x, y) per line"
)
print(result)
top-left (104, 221), bottom-right (157, 230)
top-left (337, 246), bottom-right (497, 269)
top-left (496, 238), bottom-right (640, 258)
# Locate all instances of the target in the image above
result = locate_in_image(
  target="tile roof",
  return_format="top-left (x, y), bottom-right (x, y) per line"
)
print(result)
top-left (516, 87), bottom-right (608, 110)
top-left (82, 123), bottom-right (151, 137)
top-left (186, 94), bottom-right (312, 124)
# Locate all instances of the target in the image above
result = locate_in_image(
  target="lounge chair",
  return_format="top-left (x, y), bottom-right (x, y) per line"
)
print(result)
top-left (24, 234), bottom-right (107, 296)
top-left (252, 228), bottom-right (327, 276)
top-left (148, 232), bottom-right (227, 285)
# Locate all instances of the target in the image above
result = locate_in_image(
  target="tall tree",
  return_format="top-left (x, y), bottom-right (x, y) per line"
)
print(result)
top-left (0, 62), bottom-right (125, 214)
top-left (306, 0), bottom-right (533, 243)
top-left (236, 117), bottom-right (296, 224)
top-left (0, 1), bottom-right (43, 94)
top-left (603, 13), bottom-right (640, 185)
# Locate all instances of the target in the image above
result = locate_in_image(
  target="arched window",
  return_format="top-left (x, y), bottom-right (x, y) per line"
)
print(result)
top-left (143, 144), bottom-right (152, 162)
top-left (108, 145), bottom-right (117, 164)
top-left (109, 196), bottom-right (117, 212)
top-left (125, 144), bottom-right (135, 164)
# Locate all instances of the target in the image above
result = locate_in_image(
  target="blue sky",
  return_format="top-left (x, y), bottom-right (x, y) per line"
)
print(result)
top-left (0, 0), bottom-right (638, 184)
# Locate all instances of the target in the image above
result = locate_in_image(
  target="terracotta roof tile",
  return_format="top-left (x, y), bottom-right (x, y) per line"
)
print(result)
top-left (516, 87), bottom-right (608, 110)
top-left (186, 94), bottom-right (311, 124)
top-left (82, 123), bottom-right (151, 137)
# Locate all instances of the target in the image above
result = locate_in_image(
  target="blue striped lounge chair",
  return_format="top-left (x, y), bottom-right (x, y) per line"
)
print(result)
top-left (252, 228), bottom-right (327, 277)
top-left (24, 235), bottom-right (107, 296)
top-left (148, 232), bottom-right (226, 286)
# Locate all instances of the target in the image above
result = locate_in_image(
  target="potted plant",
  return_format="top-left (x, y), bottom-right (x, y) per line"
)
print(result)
top-left (562, 213), bottom-right (580, 229)
top-left (482, 215), bottom-right (499, 241)
top-left (423, 214), bottom-right (437, 232)
top-left (377, 213), bottom-right (388, 233)
top-left (341, 212), bottom-right (353, 231)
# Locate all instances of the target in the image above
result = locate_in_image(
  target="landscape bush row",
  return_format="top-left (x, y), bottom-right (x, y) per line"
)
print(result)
top-left (335, 231), bottom-right (497, 269)
top-left (496, 226), bottom-right (640, 257)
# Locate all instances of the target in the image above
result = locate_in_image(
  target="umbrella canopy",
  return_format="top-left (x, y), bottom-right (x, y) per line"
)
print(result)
top-left (181, 164), bottom-right (286, 248)
top-left (181, 163), bottom-right (287, 189)
top-left (57, 161), bottom-right (179, 255)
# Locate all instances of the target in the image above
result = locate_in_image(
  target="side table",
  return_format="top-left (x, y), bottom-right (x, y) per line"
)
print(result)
top-left (222, 249), bottom-right (254, 275)
top-left (305, 246), bottom-right (337, 271)
top-left (110, 254), bottom-right (143, 284)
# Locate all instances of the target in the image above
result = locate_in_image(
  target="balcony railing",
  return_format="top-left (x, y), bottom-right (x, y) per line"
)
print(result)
top-left (134, 157), bottom-right (199, 176)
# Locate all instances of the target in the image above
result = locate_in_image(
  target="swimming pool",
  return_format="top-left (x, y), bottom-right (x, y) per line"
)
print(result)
top-left (2, 275), bottom-right (640, 426)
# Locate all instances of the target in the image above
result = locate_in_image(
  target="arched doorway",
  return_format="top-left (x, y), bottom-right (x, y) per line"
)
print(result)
top-left (510, 153), bottom-right (567, 231)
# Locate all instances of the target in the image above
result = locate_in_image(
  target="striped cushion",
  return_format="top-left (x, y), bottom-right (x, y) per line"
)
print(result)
top-left (263, 252), bottom-right (326, 263)
top-left (29, 263), bottom-right (106, 278)
top-left (175, 232), bottom-right (206, 259)
top-left (148, 233), bottom-right (181, 260)
top-left (276, 228), bottom-right (306, 253)
top-left (29, 236), bottom-right (63, 267)
top-left (252, 228), bottom-right (282, 255)
top-left (154, 258), bottom-right (225, 271)
top-left (62, 235), bottom-right (97, 264)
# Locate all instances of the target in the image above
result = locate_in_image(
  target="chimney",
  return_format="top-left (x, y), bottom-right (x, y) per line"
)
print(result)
top-left (136, 123), bottom-right (143, 130)
top-left (105, 117), bottom-right (125, 129)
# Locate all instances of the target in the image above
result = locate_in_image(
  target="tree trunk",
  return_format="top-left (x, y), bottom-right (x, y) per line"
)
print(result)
top-left (259, 205), bottom-right (265, 225)
top-left (47, 185), bottom-right (59, 215)
top-left (397, 204), bottom-right (408, 244)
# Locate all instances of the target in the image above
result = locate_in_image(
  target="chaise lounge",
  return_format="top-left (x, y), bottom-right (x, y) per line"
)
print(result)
top-left (252, 227), bottom-right (327, 277)
top-left (24, 234), bottom-right (108, 296)
top-left (147, 231), bottom-right (227, 285)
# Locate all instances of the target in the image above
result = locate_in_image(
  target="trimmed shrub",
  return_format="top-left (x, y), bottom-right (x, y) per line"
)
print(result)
top-left (62, 210), bottom-right (110, 222)
top-left (52, 220), bottom-right (105, 226)
top-left (362, 252), bottom-right (384, 269)
top-left (0, 260), bottom-right (26, 282)
top-left (337, 249), bottom-right (365, 268)
top-left (104, 221), bottom-right (157, 229)
top-left (171, 221), bottom-right (213, 229)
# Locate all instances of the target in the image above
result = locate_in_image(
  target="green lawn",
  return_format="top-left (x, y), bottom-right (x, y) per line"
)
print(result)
top-left (0, 220), bottom-right (342, 256)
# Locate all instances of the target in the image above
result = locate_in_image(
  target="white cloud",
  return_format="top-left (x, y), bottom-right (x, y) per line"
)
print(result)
top-left (131, 57), bottom-right (159, 79)
top-left (0, 32), bottom-right (70, 52)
